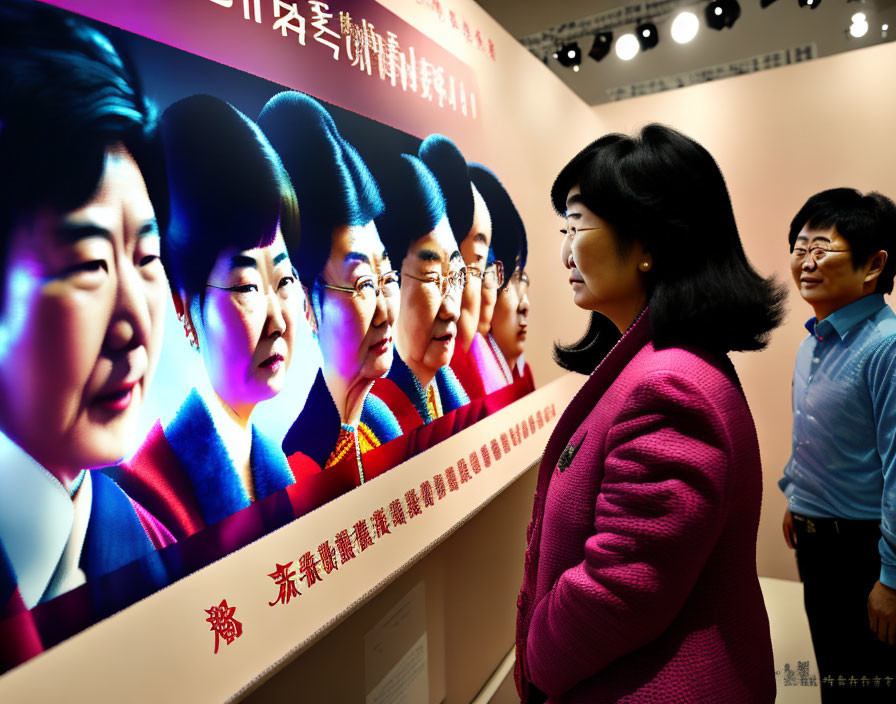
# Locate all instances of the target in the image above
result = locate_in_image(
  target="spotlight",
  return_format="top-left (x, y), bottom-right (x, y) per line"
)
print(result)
top-left (573, 65), bottom-right (580, 72)
top-left (798, 0), bottom-right (821, 8)
top-left (671, 12), bottom-right (699, 43)
top-left (705, 0), bottom-right (740, 29)
top-left (636, 22), bottom-right (659, 51)
top-left (849, 12), bottom-right (869, 37)
top-left (588, 31), bottom-right (613, 62)
top-left (615, 33), bottom-right (640, 61)
top-left (556, 41), bottom-right (582, 68)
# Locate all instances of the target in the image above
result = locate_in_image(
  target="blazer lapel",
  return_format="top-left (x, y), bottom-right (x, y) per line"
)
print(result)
top-left (539, 310), bottom-right (651, 484)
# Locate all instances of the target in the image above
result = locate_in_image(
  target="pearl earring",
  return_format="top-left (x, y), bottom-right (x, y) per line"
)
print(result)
top-left (639, 261), bottom-right (651, 272)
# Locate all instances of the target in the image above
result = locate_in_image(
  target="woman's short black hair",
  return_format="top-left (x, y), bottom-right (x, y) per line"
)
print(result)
top-left (788, 187), bottom-right (896, 295)
top-left (160, 94), bottom-right (300, 301)
top-left (375, 154), bottom-right (447, 265)
top-left (551, 124), bottom-right (785, 372)
top-left (257, 91), bottom-right (383, 285)
top-left (469, 163), bottom-right (527, 289)
top-left (0, 0), bottom-right (165, 307)
top-left (418, 134), bottom-right (474, 243)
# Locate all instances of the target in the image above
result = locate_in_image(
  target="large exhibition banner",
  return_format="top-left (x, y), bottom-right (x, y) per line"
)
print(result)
top-left (0, 0), bottom-right (536, 673)
top-left (46, 0), bottom-right (484, 148)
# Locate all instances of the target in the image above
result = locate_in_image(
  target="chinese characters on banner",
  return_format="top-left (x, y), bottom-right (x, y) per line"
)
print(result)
top-left (210, 0), bottom-right (478, 118)
top-left (415, 0), bottom-right (496, 62)
top-left (45, 0), bottom-right (483, 145)
top-left (207, 405), bottom-right (558, 653)
top-left (205, 600), bottom-right (244, 654)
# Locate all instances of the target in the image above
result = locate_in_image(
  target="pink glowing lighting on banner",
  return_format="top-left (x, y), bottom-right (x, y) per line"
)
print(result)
top-left (42, 0), bottom-right (480, 141)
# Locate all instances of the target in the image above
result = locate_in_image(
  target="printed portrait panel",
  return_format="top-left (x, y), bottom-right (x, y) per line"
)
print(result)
top-left (0, 0), bottom-right (534, 671)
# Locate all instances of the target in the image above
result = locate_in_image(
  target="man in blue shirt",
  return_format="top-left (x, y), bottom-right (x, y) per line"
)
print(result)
top-left (781, 188), bottom-right (896, 702)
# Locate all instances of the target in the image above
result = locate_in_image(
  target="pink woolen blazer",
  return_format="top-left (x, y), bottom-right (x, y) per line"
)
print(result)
top-left (515, 310), bottom-right (775, 703)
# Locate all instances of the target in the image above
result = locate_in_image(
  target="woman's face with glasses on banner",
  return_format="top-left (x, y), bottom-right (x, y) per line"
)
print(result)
top-left (492, 267), bottom-right (529, 369)
top-left (317, 221), bottom-right (397, 393)
top-left (457, 184), bottom-right (492, 348)
top-left (396, 216), bottom-right (465, 384)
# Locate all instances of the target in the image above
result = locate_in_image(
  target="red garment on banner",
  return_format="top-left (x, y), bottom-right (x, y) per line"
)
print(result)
top-left (449, 341), bottom-right (487, 399)
top-left (512, 361), bottom-right (536, 394)
top-left (285, 455), bottom-right (356, 518)
top-left (0, 594), bottom-right (42, 673)
top-left (117, 422), bottom-right (205, 539)
top-left (369, 378), bottom-right (426, 435)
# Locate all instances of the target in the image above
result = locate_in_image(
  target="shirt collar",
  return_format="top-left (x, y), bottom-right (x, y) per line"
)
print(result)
top-left (42, 471), bottom-right (91, 603)
top-left (805, 293), bottom-right (887, 341)
top-left (0, 430), bottom-right (75, 609)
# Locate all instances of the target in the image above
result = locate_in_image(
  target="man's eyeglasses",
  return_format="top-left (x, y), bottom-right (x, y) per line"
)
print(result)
top-left (319, 270), bottom-right (400, 301)
top-left (791, 246), bottom-right (851, 263)
top-left (402, 267), bottom-right (467, 300)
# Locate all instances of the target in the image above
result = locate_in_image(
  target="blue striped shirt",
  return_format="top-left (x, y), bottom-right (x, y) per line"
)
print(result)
top-left (779, 293), bottom-right (896, 588)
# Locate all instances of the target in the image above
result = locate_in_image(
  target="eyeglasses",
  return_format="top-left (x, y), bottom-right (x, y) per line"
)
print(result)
top-left (560, 224), bottom-right (601, 237)
top-left (500, 270), bottom-right (529, 296)
top-left (319, 270), bottom-right (400, 301)
top-left (401, 267), bottom-right (467, 300)
top-left (206, 272), bottom-right (299, 308)
top-left (791, 245), bottom-right (851, 263)
top-left (482, 261), bottom-right (505, 290)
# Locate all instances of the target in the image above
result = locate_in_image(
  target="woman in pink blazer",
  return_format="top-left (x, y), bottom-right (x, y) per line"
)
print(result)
top-left (515, 125), bottom-right (784, 702)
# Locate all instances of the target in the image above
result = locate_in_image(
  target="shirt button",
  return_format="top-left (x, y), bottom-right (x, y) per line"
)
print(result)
top-left (812, 357), bottom-right (820, 364)
top-left (807, 375), bottom-right (813, 383)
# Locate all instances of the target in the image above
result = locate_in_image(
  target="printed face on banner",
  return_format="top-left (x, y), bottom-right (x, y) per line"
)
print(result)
top-left (0, 145), bottom-right (166, 486)
top-left (317, 221), bottom-right (397, 405)
top-left (396, 217), bottom-right (463, 382)
top-left (492, 269), bottom-right (530, 369)
top-left (0, 0), bottom-right (535, 672)
top-left (457, 183), bottom-right (492, 349)
top-left (187, 231), bottom-right (300, 418)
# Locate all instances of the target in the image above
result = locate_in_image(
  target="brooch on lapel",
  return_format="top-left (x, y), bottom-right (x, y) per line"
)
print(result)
top-left (557, 432), bottom-right (587, 473)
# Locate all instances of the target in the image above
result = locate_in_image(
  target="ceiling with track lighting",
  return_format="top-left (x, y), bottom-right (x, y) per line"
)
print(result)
top-left (472, 0), bottom-right (896, 104)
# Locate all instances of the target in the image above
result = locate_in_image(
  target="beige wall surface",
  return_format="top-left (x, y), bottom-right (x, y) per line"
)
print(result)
top-left (593, 40), bottom-right (896, 580)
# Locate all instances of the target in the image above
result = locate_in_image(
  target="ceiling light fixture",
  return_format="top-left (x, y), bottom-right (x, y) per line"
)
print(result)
top-left (556, 41), bottom-right (582, 68)
top-left (706, 0), bottom-right (741, 29)
top-left (636, 22), bottom-right (659, 51)
top-left (588, 31), bottom-right (613, 62)
top-left (670, 11), bottom-right (699, 43)
top-left (849, 12), bottom-right (869, 37)
top-left (615, 33), bottom-right (640, 61)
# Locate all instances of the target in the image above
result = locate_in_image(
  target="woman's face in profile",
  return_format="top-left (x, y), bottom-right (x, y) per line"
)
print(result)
top-left (318, 221), bottom-right (396, 389)
top-left (0, 145), bottom-right (167, 483)
top-left (491, 269), bottom-right (529, 365)
top-left (397, 216), bottom-right (463, 379)
top-left (478, 261), bottom-right (499, 336)
top-left (562, 185), bottom-right (646, 314)
top-left (458, 184), bottom-right (492, 345)
top-left (195, 230), bottom-right (299, 416)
